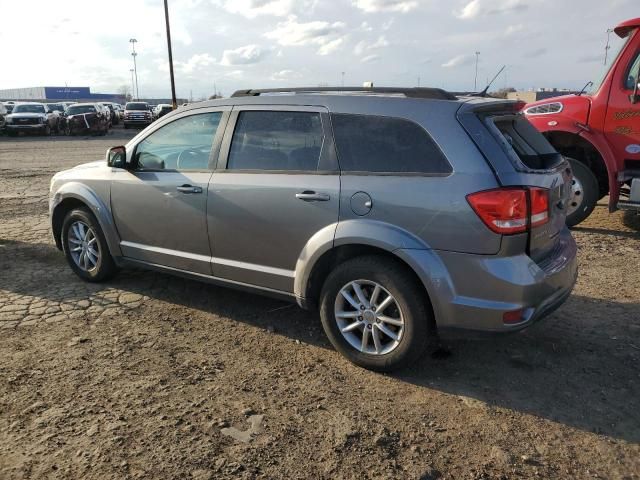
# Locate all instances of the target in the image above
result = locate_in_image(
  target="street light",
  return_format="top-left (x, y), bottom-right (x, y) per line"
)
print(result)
top-left (129, 69), bottom-right (135, 101)
top-left (129, 38), bottom-right (140, 100)
top-left (474, 51), bottom-right (480, 91)
top-left (164, 0), bottom-right (178, 109)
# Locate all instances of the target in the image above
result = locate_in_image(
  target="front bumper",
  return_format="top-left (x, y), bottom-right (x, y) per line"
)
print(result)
top-left (399, 230), bottom-right (578, 332)
top-left (6, 124), bottom-right (46, 131)
top-left (124, 119), bottom-right (152, 126)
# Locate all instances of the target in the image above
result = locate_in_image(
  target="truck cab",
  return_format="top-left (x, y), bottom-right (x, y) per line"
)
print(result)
top-left (523, 17), bottom-right (640, 226)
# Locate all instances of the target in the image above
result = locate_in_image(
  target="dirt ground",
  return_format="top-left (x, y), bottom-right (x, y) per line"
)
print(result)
top-left (1, 128), bottom-right (639, 480)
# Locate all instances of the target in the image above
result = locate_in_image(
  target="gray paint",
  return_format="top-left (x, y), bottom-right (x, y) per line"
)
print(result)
top-left (50, 92), bottom-right (578, 332)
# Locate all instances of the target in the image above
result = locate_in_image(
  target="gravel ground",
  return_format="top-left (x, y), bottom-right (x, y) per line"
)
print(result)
top-left (0, 129), bottom-right (639, 479)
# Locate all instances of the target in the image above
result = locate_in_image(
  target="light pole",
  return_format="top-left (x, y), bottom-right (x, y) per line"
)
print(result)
top-left (129, 38), bottom-right (140, 100)
top-left (129, 69), bottom-right (135, 101)
top-left (341, 71), bottom-right (345, 87)
top-left (604, 28), bottom-right (614, 65)
top-left (474, 51), bottom-right (480, 91)
top-left (164, 0), bottom-right (178, 109)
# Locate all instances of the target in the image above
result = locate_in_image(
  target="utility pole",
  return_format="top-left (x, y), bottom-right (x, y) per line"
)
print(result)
top-left (341, 71), bottom-right (345, 87)
top-left (129, 38), bottom-right (139, 99)
top-left (417, 76), bottom-right (421, 87)
top-left (604, 28), bottom-right (614, 65)
top-left (474, 51), bottom-right (480, 91)
top-left (129, 69), bottom-right (135, 101)
top-left (163, 0), bottom-right (178, 109)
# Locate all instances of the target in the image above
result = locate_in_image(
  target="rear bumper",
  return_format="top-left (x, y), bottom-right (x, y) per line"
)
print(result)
top-left (398, 230), bottom-right (578, 332)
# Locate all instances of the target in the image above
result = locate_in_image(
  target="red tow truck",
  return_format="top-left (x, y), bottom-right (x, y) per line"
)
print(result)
top-left (523, 17), bottom-right (640, 226)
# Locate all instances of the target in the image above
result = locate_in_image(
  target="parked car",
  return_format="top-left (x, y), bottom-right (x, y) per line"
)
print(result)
top-left (5, 102), bottom-right (57, 136)
top-left (113, 104), bottom-right (124, 121)
top-left (49, 87), bottom-right (578, 371)
top-left (100, 102), bottom-right (119, 126)
top-left (0, 103), bottom-right (7, 131)
top-left (155, 104), bottom-right (173, 119)
top-left (45, 103), bottom-right (67, 134)
top-left (5, 103), bottom-right (15, 114)
top-left (61, 101), bottom-right (77, 111)
top-left (64, 103), bottom-right (109, 136)
top-left (123, 101), bottom-right (152, 129)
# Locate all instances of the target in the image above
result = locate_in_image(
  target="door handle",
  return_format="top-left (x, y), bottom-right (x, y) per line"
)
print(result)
top-left (295, 191), bottom-right (330, 202)
top-left (176, 185), bottom-right (203, 194)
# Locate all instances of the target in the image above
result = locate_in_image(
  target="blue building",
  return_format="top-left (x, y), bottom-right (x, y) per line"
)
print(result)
top-left (0, 86), bottom-right (126, 103)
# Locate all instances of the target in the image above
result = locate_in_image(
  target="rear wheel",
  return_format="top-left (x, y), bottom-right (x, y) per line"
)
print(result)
top-left (319, 256), bottom-right (433, 372)
top-left (566, 158), bottom-right (599, 227)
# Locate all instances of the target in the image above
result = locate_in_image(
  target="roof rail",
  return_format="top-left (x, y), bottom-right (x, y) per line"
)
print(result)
top-left (230, 86), bottom-right (458, 101)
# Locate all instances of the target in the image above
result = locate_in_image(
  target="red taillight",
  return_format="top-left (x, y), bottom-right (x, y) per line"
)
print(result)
top-left (529, 187), bottom-right (549, 227)
top-left (466, 187), bottom-right (549, 235)
top-left (503, 308), bottom-right (525, 324)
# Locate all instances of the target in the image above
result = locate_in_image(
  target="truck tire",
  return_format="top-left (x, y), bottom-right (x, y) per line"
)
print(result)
top-left (566, 158), bottom-right (599, 227)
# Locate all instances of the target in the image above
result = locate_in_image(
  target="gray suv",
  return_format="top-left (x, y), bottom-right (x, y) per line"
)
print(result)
top-left (50, 87), bottom-right (578, 371)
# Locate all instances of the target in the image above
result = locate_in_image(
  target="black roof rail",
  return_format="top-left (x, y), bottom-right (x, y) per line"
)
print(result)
top-left (230, 86), bottom-right (458, 101)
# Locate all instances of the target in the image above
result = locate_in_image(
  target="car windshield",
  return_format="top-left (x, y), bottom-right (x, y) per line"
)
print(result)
top-left (126, 102), bottom-right (148, 110)
top-left (587, 35), bottom-right (630, 95)
top-left (13, 104), bottom-right (45, 114)
top-left (47, 104), bottom-right (64, 111)
top-left (67, 105), bottom-right (96, 115)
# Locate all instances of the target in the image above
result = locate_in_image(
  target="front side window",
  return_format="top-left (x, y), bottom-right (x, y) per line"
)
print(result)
top-left (135, 112), bottom-right (222, 171)
top-left (331, 113), bottom-right (452, 174)
top-left (227, 111), bottom-right (324, 171)
top-left (625, 50), bottom-right (640, 90)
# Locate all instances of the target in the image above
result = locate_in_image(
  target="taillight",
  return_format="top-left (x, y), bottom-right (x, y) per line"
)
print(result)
top-left (466, 187), bottom-right (549, 235)
top-left (529, 187), bottom-right (549, 227)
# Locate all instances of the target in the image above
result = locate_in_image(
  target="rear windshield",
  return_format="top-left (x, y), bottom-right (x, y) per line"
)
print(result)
top-left (488, 114), bottom-right (564, 171)
top-left (126, 102), bottom-right (149, 110)
top-left (67, 105), bottom-right (96, 115)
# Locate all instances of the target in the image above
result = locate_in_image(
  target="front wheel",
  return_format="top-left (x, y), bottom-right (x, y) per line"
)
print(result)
top-left (566, 158), bottom-right (599, 227)
top-left (319, 256), bottom-right (434, 372)
top-left (61, 208), bottom-right (118, 282)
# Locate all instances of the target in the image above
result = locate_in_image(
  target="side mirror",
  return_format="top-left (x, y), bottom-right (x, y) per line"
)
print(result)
top-left (107, 146), bottom-right (127, 168)
top-left (631, 82), bottom-right (640, 104)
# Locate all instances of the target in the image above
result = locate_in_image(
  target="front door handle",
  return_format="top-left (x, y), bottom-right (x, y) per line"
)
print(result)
top-left (176, 184), bottom-right (203, 194)
top-left (296, 191), bottom-right (330, 202)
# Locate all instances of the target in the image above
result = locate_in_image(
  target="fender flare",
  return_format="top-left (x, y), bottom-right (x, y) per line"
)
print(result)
top-left (293, 219), bottom-right (453, 323)
top-left (51, 182), bottom-right (122, 256)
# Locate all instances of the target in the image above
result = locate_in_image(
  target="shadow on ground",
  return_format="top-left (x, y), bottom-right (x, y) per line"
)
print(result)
top-left (2, 238), bottom-right (639, 444)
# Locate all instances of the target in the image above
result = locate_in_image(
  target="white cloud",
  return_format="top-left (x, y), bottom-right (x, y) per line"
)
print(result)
top-left (354, 0), bottom-right (419, 13)
top-left (442, 54), bottom-right (476, 68)
top-left (354, 35), bottom-right (389, 55)
top-left (221, 0), bottom-right (315, 18)
top-left (455, 0), bottom-right (528, 19)
top-left (221, 44), bottom-right (268, 65)
top-left (265, 16), bottom-right (346, 55)
top-left (361, 54), bottom-right (380, 63)
top-left (180, 53), bottom-right (216, 73)
top-left (270, 69), bottom-right (302, 81)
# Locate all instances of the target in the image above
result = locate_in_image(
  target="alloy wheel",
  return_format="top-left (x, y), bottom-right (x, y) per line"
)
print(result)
top-left (334, 280), bottom-right (405, 355)
top-left (68, 221), bottom-right (100, 272)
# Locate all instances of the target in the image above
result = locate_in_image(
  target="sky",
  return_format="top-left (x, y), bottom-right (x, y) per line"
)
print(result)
top-left (0, 0), bottom-right (637, 99)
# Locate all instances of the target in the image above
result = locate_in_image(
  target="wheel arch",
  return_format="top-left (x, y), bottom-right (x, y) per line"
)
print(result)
top-left (50, 183), bottom-right (121, 256)
top-left (544, 130), bottom-right (609, 198)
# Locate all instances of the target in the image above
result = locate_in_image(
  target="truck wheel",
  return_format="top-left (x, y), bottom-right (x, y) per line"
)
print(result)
top-left (319, 255), bottom-right (434, 372)
top-left (566, 158), bottom-right (599, 227)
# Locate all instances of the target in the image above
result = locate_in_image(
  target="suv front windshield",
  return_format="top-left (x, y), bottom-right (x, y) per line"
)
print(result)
top-left (67, 105), bottom-right (96, 115)
top-left (587, 34), bottom-right (630, 95)
top-left (126, 102), bottom-right (149, 111)
top-left (13, 104), bottom-right (45, 114)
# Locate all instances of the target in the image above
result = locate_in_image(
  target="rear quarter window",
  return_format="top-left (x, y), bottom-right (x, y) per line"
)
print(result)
top-left (330, 113), bottom-right (452, 174)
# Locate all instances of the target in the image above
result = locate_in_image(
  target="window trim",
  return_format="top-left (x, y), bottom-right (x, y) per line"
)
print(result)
top-left (622, 48), bottom-right (640, 92)
top-left (216, 105), bottom-right (339, 174)
top-left (129, 108), bottom-right (231, 173)
top-left (329, 112), bottom-right (453, 177)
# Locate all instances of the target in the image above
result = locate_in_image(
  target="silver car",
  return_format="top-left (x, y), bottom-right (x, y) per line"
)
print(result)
top-left (50, 87), bottom-right (578, 371)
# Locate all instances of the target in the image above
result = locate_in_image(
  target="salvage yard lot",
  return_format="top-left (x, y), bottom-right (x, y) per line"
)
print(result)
top-left (1, 131), bottom-right (639, 479)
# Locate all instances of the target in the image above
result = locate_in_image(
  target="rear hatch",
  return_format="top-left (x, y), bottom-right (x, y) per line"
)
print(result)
top-left (457, 100), bottom-right (573, 262)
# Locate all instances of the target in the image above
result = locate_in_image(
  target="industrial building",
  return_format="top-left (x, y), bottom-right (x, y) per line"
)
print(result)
top-left (0, 86), bottom-right (126, 103)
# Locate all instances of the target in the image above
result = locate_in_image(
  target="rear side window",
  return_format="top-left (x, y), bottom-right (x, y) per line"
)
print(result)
top-left (331, 113), bottom-right (451, 174)
top-left (227, 111), bottom-right (324, 171)
top-left (490, 114), bottom-right (563, 170)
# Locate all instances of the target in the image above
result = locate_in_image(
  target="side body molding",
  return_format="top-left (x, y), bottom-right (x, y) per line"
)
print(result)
top-left (50, 182), bottom-right (122, 257)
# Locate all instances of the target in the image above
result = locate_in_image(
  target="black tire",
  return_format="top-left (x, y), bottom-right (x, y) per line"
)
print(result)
top-left (124, 124), bottom-right (129, 129)
top-left (319, 255), bottom-right (434, 372)
top-left (61, 208), bottom-right (118, 282)
top-left (566, 158), bottom-right (599, 227)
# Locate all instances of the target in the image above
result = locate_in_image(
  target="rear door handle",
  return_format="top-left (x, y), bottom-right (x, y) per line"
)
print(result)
top-left (296, 191), bottom-right (330, 202)
top-left (176, 185), bottom-right (202, 194)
